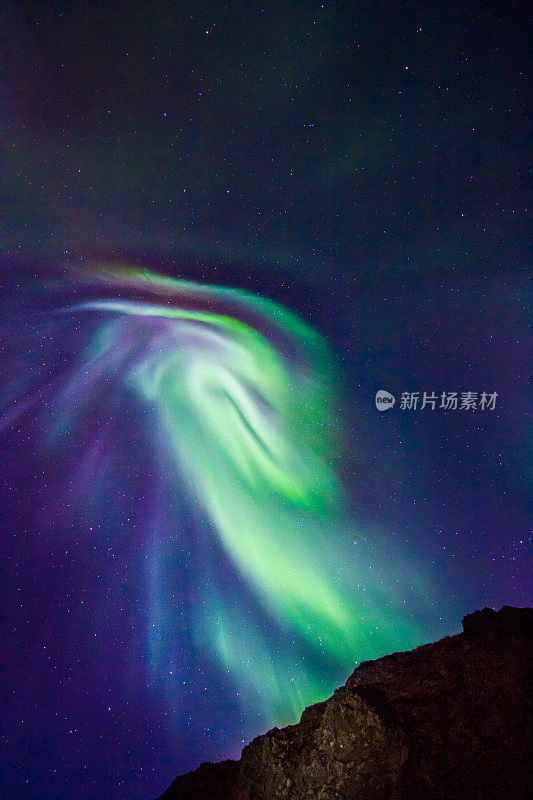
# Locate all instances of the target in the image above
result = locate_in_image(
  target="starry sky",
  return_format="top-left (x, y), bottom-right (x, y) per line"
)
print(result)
top-left (0, 2), bottom-right (530, 800)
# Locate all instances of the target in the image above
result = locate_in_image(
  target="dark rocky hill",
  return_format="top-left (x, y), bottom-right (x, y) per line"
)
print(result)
top-left (156, 606), bottom-right (532, 799)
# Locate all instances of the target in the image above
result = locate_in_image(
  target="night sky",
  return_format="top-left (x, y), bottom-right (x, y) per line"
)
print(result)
top-left (1, 3), bottom-right (530, 800)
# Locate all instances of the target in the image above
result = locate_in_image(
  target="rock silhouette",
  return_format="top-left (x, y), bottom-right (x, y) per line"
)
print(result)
top-left (156, 606), bottom-right (532, 799)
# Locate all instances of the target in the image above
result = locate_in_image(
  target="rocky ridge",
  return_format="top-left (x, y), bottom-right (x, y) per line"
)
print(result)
top-left (156, 606), bottom-right (532, 799)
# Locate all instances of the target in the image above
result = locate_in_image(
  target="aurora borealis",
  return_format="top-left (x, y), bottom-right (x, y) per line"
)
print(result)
top-left (3, 266), bottom-right (435, 722)
top-left (1, 2), bottom-right (529, 799)
top-left (1, 264), bottom-right (527, 800)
